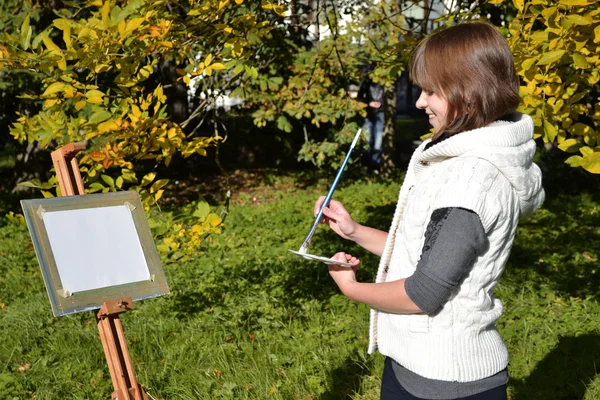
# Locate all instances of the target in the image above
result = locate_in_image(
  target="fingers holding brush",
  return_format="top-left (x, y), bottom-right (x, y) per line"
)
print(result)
top-left (314, 197), bottom-right (357, 240)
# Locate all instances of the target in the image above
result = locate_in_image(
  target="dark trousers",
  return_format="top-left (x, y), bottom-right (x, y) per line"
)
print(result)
top-left (380, 357), bottom-right (507, 400)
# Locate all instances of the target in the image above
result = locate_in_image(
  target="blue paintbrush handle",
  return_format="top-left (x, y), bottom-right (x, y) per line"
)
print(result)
top-left (300, 129), bottom-right (362, 251)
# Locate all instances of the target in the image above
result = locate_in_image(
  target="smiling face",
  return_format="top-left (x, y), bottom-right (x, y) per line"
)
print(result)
top-left (409, 23), bottom-right (521, 136)
top-left (416, 90), bottom-right (449, 134)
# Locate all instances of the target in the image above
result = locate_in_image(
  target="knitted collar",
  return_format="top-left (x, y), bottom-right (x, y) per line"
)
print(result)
top-left (417, 113), bottom-right (534, 164)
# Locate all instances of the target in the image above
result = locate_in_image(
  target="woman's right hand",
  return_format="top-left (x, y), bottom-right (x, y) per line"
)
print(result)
top-left (314, 196), bottom-right (358, 240)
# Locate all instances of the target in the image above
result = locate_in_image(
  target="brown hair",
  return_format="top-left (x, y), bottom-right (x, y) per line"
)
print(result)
top-left (410, 22), bottom-right (520, 137)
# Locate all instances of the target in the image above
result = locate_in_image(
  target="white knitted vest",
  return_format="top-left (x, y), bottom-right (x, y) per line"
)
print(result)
top-left (367, 114), bottom-right (544, 382)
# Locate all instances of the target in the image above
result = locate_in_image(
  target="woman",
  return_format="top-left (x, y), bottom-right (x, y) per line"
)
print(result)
top-left (314, 22), bottom-right (545, 399)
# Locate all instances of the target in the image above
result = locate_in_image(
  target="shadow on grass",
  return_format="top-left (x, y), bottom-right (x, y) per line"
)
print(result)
top-left (506, 197), bottom-right (600, 299)
top-left (504, 150), bottom-right (600, 299)
top-left (170, 291), bottom-right (215, 318)
top-left (320, 352), bottom-right (376, 400)
top-left (511, 334), bottom-right (600, 400)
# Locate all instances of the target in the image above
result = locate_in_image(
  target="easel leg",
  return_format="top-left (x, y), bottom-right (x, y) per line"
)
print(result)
top-left (97, 315), bottom-right (130, 400)
top-left (97, 312), bottom-right (148, 400)
top-left (113, 317), bottom-right (147, 400)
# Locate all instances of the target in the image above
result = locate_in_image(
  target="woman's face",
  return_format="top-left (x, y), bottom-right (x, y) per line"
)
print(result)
top-left (416, 90), bottom-right (449, 134)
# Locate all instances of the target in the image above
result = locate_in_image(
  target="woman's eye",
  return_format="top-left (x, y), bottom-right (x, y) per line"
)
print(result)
top-left (426, 91), bottom-right (434, 96)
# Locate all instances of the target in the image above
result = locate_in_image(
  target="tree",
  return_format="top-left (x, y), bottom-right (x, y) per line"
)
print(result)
top-left (0, 0), bottom-right (63, 190)
top-left (503, 0), bottom-right (600, 173)
top-left (236, 0), bottom-right (419, 176)
top-left (1, 0), bottom-right (285, 256)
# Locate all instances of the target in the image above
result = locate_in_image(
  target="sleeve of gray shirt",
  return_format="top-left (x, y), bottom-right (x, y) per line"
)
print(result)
top-left (404, 207), bottom-right (487, 314)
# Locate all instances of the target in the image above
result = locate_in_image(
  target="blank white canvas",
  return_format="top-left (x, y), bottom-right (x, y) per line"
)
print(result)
top-left (43, 205), bottom-right (150, 293)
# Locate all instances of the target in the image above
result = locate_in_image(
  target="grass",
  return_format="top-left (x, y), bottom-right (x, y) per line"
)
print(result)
top-left (2, 150), bottom-right (600, 399)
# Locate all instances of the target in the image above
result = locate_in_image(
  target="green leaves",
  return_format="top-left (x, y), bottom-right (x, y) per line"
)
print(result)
top-left (87, 110), bottom-right (112, 125)
top-left (572, 52), bottom-right (590, 69)
top-left (20, 14), bottom-right (32, 50)
top-left (537, 50), bottom-right (565, 65)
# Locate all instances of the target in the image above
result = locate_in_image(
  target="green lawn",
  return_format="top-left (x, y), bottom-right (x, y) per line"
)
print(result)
top-left (1, 157), bottom-right (600, 399)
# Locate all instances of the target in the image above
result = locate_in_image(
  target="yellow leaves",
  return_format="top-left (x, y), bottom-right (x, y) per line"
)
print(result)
top-left (141, 172), bottom-right (157, 187)
top-left (570, 123), bottom-right (594, 137)
top-left (217, 0), bottom-right (230, 12)
top-left (53, 19), bottom-right (72, 50)
top-left (153, 199), bottom-right (226, 256)
top-left (521, 57), bottom-right (537, 71)
top-left (85, 89), bottom-right (105, 104)
top-left (163, 237), bottom-right (180, 251)
top-left (77, 26), bottom-right (91, 39)
top-left (584, 69), bottom-right (599, 85)
top-left (572, 52), bottom-right (590, 69)
top-left (198, 53), bottom-right (228, 76)
top-left (211, 62), bottom-right (226, 71)
top-left (130, 104), bottom-right (142, 119)
top-left (513, 0), bottom-right (525, 13)
top-left (566, 14), bottom-right (593, 25)
top-left (543, 120), bottom-right (559, 142)
top-left (120, 168), bottom-right (137, 183)
top-left (150, 179), bottom-right (169, 194)
top-left (579, 152), bottom-right (600, 173)
top-left (529, 31), bottom-right (549, 42)
top-left (118, 19), bottom-right (126, 36)
top-left (40, 30), bottom-right (66, 68)
top-left (137, 65), bottom-right (153, 81)
top-left (43, 82), bottom-right (67, 97)
top-left (261, 2), bottom-right (286, 16)
top-left (537, 50), bottom-right (565, 65)
top-left (84, 110), bottom-right (123, 139)
top-left (557, 138), bottom-right (583, 152)
top-left (579, 146), bottom-right (594, 156)
top-left (594, 25), bottom-right (600, 43)
top-left (101, 1), bottom-right (111, 29)
top-left (97, 120), bottom-right (119, 134)
top-left (95, 63), bottom-right (110, 73)
top-left (543, 83), bottom-right (561, 96)
top-left (44, 99), bottom-right (60, 108)
top-left (205, 214), bottom-right (223, 228)
top-left (541, 6), bottom-right (557, 20)
top-left (153, 85), bottom-right (167, 103)
top-left (126, 18), bottom-right (145, 33)
top-left (559, 0), bottom-right (596, 5)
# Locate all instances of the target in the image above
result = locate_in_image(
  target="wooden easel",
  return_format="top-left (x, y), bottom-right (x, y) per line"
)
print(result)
top-left (51, 143), bottom-right (148, 400)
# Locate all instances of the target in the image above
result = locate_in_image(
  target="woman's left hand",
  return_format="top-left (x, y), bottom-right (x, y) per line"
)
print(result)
top-left (329, 252), bottom-right (360, 294)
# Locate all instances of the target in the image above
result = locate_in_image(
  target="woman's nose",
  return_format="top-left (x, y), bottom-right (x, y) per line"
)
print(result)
top-left (416, 91), bottom-right (427, 109)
